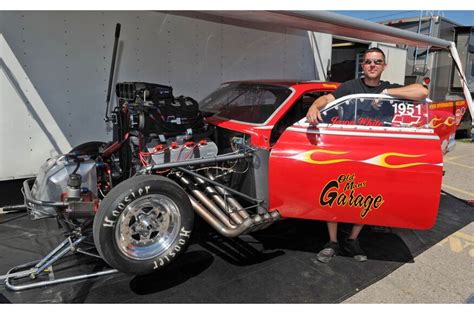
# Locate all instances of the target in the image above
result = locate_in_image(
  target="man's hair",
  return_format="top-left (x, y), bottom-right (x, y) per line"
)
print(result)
top-left (363, 47), bottom-right (386, 62)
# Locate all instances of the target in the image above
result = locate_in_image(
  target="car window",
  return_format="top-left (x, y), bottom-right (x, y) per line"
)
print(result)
top-left (200, 82), bottom-right (292, 124)
top-left (270, 92), bottom-right (323, 145)
top-left (296, 94), bottom-right (430, 129)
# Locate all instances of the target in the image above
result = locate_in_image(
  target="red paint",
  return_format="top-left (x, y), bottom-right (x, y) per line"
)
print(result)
top-left (204, 81), bottom-right (462, 230)
top-left (268, 125), bottom-right (442, 229)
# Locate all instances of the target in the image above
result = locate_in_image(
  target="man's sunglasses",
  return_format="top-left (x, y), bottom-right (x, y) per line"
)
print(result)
top-left (363, 59), bottom-right (384, 65)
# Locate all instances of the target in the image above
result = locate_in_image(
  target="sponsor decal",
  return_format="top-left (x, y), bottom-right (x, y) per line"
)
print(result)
top-left (329, 117), bottom-right (383, 126)
top-left (428, 101), bottom-right (465, 110)
top-left (329, 117), bottom-right (355, 125)
top-left (455, 108), bottom-right (465, 125)
top-left (319, 173), bottom-right (384, 218)
top-left (428, 102), bottom-right (454, 109)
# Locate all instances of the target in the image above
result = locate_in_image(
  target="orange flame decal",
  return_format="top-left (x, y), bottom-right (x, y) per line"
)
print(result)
top-left (429, 117), bottom-right (443, 128)
top-left (444, 116), bottom-right (455, 126)
top-left (429, 116), bottom-right (455, 128)
top-left (291, 149), bottom-right (352, 164)
top-left (292, 150), bottom-right (433, 168)
top-left (362, 152), bottom-right (428, 169)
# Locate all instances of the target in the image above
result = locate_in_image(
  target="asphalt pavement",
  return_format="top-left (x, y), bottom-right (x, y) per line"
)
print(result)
top-left (0, 140), bottom-right (472, 304)
top-left (442, 140), bottom-right (474, 201)
top-left (344, 140), bottom-right (474, 303)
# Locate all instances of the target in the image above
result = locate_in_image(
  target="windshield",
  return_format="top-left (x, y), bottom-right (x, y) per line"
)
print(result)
top-left (199, 82), bottom-right (292, 124)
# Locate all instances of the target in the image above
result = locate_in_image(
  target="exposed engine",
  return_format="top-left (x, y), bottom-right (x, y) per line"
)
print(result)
top-left (109, 82), bottom-right (209, 179)
top-left (15, 23), bottom-right (280, 283)
top-left (27, 81), bottom-right (276, 235)
top-left (29, 82), bottom-right (216, 217)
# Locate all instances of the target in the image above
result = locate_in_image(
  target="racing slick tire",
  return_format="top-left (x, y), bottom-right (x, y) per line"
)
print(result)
top-left (93, 175), bottom-right (194, 274)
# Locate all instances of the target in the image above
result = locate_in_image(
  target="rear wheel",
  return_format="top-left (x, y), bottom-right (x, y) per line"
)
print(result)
top-left (93, 175), bottom-right (194, 274)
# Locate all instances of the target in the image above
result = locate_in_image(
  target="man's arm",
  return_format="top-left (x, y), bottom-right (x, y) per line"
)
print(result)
top-left (306, 94), bottom-right (336, 125)
top-left (385, 83), bottom-right (428, 101)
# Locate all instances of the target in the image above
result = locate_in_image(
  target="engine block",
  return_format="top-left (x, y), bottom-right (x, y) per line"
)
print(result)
top-left (146, 138), bottom-right (218, 166)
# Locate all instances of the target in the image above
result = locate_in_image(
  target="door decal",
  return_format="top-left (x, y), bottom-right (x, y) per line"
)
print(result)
top-left (429, 116), bottom-right (456, 128)
top-left (320, 173), bottom-right (384, 219)
top-left (290, 149), bottom-right (440, 169)
top-left (291, 149), bottom-right (350, 165)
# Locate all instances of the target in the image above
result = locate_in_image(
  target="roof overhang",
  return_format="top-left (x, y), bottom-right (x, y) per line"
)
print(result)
top-left (184, 10), bottom-right (472, 118)
top-left (203, 11), bottom-right (453, 49)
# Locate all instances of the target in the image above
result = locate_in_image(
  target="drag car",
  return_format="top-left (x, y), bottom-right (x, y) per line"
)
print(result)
top-left (20, 79), bottom-right (467, 278)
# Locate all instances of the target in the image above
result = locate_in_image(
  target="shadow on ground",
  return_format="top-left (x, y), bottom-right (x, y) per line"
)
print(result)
top-left (0, 193), bottom-right (472, 303)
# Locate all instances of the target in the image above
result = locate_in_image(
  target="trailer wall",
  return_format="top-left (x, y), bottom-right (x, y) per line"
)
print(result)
top-left (0, 11), bottom-right (320, 180)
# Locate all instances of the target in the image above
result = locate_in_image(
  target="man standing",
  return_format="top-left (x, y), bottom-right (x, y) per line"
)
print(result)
top-left (306, 47), bottom-right (428, 263)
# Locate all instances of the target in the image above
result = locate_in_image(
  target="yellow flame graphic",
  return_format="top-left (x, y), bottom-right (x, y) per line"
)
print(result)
top-left (429, 117), bottom-right (443, 128)
top-left (292, 150), bottom-right (432, 169)
top-left (444, 116), bottom-right (455, 126)
top-left (362, 152), bottom-right (428, 169)
top-left (291, 149), bottom-right (353, 164)
top-left (429, 116), bottom-right (455, 128)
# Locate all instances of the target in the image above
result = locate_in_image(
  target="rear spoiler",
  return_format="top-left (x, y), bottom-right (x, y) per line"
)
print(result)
top-left (200, 10), bottom-right (473, 126)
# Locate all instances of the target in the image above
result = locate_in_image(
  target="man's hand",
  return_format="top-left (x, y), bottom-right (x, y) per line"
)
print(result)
top-left (306, 94), bottom-right (335, 125)
top-left (371, 98), bottom-right (382, 111)
top-left (306, 104), bottom-right (323, 125)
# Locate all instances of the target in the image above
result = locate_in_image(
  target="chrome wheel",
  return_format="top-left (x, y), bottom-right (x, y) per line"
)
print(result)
top-left (115, 194), bottom-right (181, 260)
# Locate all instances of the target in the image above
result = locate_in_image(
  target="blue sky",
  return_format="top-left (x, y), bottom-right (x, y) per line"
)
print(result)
top-left (336, 11), bottom-right (473, 26)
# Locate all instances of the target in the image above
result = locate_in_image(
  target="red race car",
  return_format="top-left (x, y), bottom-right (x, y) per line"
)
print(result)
top-left (3, 14), bottom-right (472, 292)
top-left (18, 79), bottom-right (466, 282)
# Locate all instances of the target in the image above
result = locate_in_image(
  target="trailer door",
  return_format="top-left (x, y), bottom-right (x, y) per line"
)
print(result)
top-left (376, 43), bottom-right (408, 85)
top-left (269, 94), bottom-right (443, 229)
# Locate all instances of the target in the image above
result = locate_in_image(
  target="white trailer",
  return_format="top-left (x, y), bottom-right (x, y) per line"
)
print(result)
top-left (1, 11), bottom-right (471, 181)
top-left (0, 11), bottom-right (330, 180)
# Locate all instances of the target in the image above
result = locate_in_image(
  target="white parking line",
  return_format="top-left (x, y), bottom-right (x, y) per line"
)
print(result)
top-left (445, 154), bottom-right (473, 161)
top-left (442, 184), bottom-right (474, 198)
top-left (443, 160), bottom-right (474, 170)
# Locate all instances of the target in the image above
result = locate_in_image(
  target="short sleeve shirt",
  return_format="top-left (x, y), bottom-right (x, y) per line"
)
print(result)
top-left (332, 78), bottom-right (402, 100)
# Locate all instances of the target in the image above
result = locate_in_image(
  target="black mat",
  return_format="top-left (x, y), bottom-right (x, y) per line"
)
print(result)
top-left (0, 179), bottom-right (28, 206)
top-left (0, 192), bottom-right (472, 303)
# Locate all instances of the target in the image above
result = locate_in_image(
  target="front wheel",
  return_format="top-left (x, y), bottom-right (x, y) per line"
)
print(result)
top-left (93, 175), bottom-right (194, 274)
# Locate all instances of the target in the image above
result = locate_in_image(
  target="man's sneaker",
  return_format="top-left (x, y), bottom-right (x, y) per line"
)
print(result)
top-left (342, 238), bottom-right (367, 262)
top-left (316, 241), bottom-right (339, 263)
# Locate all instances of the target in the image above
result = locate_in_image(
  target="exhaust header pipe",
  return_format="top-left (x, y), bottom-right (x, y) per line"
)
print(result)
top-left (188, 195), bottom-right (252, 238)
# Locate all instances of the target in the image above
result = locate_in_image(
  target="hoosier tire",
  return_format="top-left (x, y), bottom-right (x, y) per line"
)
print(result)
top-left (93, 175), bottom-right (194, 274)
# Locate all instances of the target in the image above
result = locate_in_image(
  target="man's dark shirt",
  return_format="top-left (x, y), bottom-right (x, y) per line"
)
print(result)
top-left (329, 78), bottom-right (403, 123)
top-left (332, 78), bottom-right (402, 99)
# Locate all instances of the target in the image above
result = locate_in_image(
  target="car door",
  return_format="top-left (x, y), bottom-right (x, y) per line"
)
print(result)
top-left (268, 94), bottom-right (443, 229)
